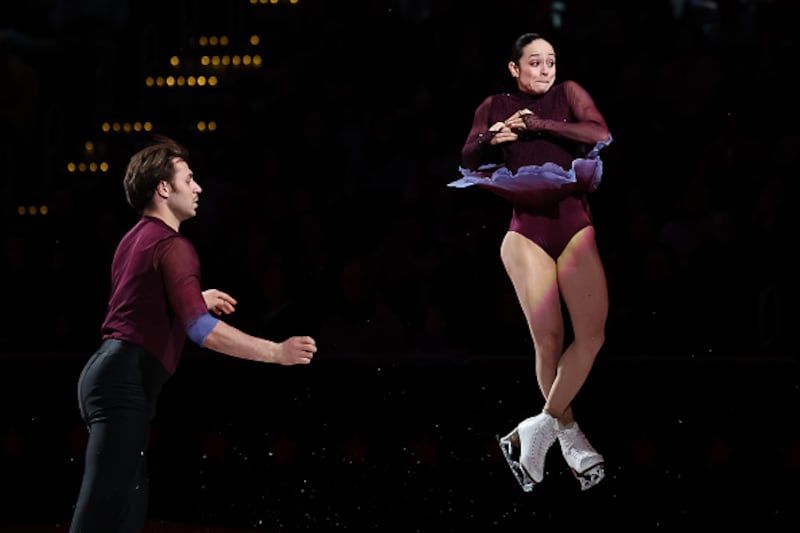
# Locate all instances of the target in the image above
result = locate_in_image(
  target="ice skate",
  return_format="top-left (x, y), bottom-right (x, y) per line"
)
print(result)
top-left (497, 411), bottom-right (558, 492)
top-left (558, 422), bottom-right (605, 491)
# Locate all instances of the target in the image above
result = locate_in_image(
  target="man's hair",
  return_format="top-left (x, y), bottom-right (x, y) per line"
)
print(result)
top-left (123, 135), bottom-right (190, 213)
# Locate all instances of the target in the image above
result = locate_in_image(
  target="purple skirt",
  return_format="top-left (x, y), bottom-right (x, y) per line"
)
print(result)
top-left (448, 137), bottom-right (612, 207)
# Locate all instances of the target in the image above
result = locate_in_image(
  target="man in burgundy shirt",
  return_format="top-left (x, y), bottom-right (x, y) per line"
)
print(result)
top-left (68, 136), bottom-right (317, 533)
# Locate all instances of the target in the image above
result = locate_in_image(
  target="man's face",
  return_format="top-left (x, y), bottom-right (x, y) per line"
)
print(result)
top-left (165, 158), bottom-right (202, 221)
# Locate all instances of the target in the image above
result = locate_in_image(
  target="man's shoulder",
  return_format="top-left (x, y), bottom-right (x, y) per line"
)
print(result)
top-left (120, 216), bottom-right (184, 247)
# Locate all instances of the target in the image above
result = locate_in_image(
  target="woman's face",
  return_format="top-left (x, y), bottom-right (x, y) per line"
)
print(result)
top-left (509, 38), bottom-right (556, 95)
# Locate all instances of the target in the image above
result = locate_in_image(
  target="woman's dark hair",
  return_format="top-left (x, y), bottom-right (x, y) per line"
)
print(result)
top-left (510, 32), bottom-right (546, 64)
top-left (123, 135), bottom-right (190, 213)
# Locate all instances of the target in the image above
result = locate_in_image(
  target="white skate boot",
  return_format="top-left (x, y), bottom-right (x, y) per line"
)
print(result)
top-left (497, 411), bottom-right (559, 492)
top-left (558, 422), bottom-right (605, 491)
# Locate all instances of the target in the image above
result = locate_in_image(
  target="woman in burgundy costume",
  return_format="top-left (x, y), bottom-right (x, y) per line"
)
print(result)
top-left (458, 32), bottom-right (612, 492)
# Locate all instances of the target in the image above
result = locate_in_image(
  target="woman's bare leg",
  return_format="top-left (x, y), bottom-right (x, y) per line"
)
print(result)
top-left (545, 225), bottom-right (608, 417)
top-left (500, 231), bottom-right (564, 411)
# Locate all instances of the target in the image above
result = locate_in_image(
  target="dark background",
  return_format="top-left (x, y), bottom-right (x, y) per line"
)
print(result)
top-left (1, 0), bottom-right (798, 531)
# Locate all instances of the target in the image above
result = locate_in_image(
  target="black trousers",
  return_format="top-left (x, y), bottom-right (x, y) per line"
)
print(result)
top-left (69, 339), bottom-right (169, 533)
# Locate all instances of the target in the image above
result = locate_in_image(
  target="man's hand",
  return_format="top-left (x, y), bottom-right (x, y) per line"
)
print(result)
top-left (274, 336), bottom-right (317, 365)
top-left (203, 289), bottom-right (237, 316)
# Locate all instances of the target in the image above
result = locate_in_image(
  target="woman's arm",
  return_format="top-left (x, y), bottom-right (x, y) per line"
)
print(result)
top-left (522, 80), bottom-right (610, 144)
top-left (461, 95), bottom-right (506, 170)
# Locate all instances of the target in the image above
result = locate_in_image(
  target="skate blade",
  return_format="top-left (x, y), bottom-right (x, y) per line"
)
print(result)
top-left (497, 433), bottom-right (536, 492)
top-left (572, 462), bottom-right (605, 491)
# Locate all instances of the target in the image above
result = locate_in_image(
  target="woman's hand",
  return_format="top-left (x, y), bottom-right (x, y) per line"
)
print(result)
top-left (503, 108), bottom-right (533, 131)
top-left (203, 289), bottom-right (238, 316)
top-left (489, 109), bottom-right (535, 145)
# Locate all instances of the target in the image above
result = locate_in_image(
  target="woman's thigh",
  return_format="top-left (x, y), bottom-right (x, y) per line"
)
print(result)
top-left (557, 226), bottom-right (608, 341)
top-left (501, 231), bottom-right (564, 346)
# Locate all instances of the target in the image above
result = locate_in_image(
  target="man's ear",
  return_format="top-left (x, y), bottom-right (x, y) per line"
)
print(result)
top-left (157, 180), bottom-right (170, 199)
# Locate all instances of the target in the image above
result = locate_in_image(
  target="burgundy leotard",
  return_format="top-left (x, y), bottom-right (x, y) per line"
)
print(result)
top-left (461, 81), bottom-right (603, 259)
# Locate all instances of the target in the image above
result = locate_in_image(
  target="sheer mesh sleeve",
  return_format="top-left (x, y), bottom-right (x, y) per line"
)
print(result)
top-left (565, 80), bottom-right (606, 126)
top-left (517, 81), bottom-right (609, 146)
top-left (157, 237), bottom-right (210, 330)
top-left (461, 95), bottom-right (504, 170)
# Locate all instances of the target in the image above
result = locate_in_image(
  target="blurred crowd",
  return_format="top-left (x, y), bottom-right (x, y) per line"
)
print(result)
top-left (1, 0), bottom-right (795, 359)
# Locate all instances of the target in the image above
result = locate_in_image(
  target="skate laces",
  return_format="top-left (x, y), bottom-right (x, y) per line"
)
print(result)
top-left (524, 415), bottom-right (557, 455)
top-left (519, 414), bottom-right (558, 480)
top-left (559, 424), bottom-right (601, 466)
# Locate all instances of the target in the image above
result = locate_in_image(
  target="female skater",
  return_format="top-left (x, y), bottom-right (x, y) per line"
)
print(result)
top-left (459, 32), bottom-right (612, 491)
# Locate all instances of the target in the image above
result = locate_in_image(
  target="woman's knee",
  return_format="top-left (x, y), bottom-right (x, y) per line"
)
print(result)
top-left (574, 330), bottom-right (605, 356)
top-left (533, 331), bottom-right (563, 362)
